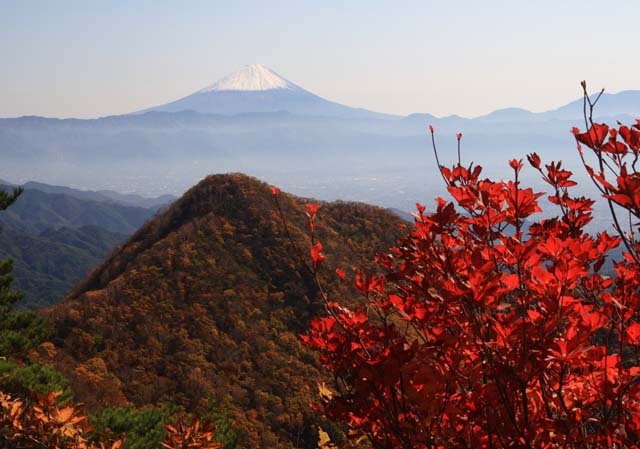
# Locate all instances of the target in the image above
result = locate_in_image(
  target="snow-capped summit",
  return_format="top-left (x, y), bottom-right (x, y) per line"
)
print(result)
top-left (136, 64), bottom-right (395, 119)
top-left (199, 64), bottom-right (300, 93)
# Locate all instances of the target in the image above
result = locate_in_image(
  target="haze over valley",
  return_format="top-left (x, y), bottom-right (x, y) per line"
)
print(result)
top-left (3, 63), bottom-right (640, 226)
top-left (2, 61), bottom-right (638, 314)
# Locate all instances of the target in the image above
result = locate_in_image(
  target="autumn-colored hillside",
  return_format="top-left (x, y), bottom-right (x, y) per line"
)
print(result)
top-left (47, 173), bottom-right (405, 449)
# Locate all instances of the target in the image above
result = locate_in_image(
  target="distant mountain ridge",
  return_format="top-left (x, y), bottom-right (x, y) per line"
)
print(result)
top-left (130, 65), bottom-right (640, 123)
top-left (0, 187), bottom-right (153, 235)
top-left (544, 90), bottom-right (640, 120)
top-left (0, 225), bottom-right (127, 309)
top-left (0, 182), bottom-right (166, 308)
top-left (471, 90), bottom-right (640, 122)
top-left (1, 179), bottom-right (175, 210)
top-left (1, 68), bottom-right (639, 214)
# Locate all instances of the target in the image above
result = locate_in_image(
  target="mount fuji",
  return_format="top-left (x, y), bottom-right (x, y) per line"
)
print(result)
top-left (137, 64), bottom-right (397, 119)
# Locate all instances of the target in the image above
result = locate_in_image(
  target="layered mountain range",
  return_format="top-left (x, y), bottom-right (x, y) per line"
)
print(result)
top-left (2, 63), bottom-right (635, 309)
top-left (0, 181), bottom-right (172, 308)
top-left (2, 64), bottom-right (639, 216)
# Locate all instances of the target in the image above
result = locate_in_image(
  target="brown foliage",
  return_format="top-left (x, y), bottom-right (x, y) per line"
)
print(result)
top-left (47, 174), bottom-right (405, 448)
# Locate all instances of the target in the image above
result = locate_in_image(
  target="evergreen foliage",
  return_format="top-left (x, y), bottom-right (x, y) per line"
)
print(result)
top-left (0, 187), bottom-right (49, 359)
top-left (0, 359), bottom-right (72, 402)
top-left (90, 405), bottom-right (173, 449)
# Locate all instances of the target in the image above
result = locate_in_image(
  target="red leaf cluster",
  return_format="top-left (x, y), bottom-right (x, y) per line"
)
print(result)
top-left (302, 119), bottom-right (640, 447)
top-left (573, 118), bottom-right (640, 259)
top-left (311, 241), bottom-right (325, 269)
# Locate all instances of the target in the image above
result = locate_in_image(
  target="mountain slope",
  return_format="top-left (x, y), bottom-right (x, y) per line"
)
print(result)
top-left (21, 181), bottom-right (176, 209)
top-left (139, 64), bottom-right (396, 120)
top-left (0, 178), bottom-right (172, 208)
top-left (48, 173), bottom-right (406, 449)
top-left (0, 225), bottom-right (126, 309)
top-left (0, 184), bottom-right (160, 308)
top-left (0, 187), bottom-right (155, 235)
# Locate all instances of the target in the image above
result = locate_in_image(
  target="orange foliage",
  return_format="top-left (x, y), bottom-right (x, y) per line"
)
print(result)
top-left (161, 418), bottom-right (222, 449)
top-left (0, 390), bottom-right (124, 449)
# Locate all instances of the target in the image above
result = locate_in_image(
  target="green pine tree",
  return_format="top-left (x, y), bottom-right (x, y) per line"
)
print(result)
top-left (0, 185), bottom-right (53, 397)
top-left (0, 186), bottom-right (22, 210)
top-left (0, 258), bottom-right (23, 316)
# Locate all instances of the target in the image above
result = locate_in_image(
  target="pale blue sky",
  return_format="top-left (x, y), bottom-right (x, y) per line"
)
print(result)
top-left (2, 0), bottom-right (638, 118)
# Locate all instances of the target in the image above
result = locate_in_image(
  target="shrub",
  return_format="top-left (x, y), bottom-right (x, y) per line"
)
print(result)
top-left (290, 85), bottom-right (640, 448)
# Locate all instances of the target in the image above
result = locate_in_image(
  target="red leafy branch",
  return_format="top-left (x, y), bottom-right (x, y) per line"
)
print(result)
top-left (301, 91), bottom-right (640, 448)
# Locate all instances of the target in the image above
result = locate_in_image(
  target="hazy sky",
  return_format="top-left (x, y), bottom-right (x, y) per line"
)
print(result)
top-left (2, 0), bottom-right (639, 119)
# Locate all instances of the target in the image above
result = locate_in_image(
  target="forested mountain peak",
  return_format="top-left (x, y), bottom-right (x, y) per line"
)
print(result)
top-left (48, 172), bottom-right (406, 448)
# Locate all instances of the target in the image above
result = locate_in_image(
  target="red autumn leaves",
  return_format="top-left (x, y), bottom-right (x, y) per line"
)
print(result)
top-left (573, 123), bottom-right (609, 150)
top-left (271, 117), bottom-right (640, 448)
top-left (270, 186), bottom-right (326, 273)
top-left (305, 203), bottom-right (325, 269)
top-left (573, 121), bottom-right (640, 219)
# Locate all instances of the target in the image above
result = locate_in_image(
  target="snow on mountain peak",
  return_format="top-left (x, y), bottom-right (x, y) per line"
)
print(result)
top-left (199, 64), bottom-right (300, 93)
